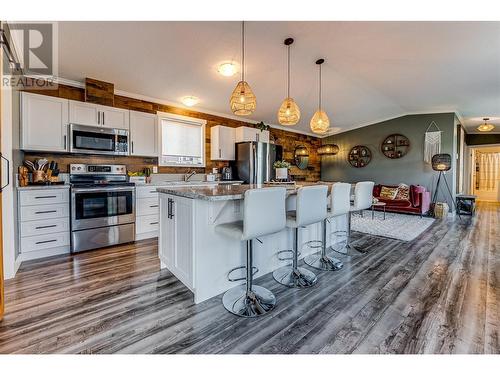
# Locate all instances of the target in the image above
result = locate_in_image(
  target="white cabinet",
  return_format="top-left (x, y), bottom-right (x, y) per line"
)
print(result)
top-left (20, 92), bottom-right (69, 152)
top-left (210, 125), bottom-right (235, 160)
top-left (159, 193), bottom-right (194, 289)
top-left (69, 100), bottom-right (129, 130)
top-left (130, 111), bottom-right (158, 157)
top-left (18, 187), bottom-right (71, 260)
top-left (135, 185), bottom-right (161, 240)
top-left (235, 126), bottom-right (269, 143)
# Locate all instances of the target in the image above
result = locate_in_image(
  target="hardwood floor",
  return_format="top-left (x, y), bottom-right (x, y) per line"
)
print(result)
top-left (1, 202), bottom-right (498, 354)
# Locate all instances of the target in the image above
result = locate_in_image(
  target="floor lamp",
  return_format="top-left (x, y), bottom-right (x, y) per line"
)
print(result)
top-left (431, 153), bottom-right (457, 214)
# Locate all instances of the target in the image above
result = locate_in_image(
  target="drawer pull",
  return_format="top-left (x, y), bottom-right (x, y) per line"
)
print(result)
top-left (149, 205), bottom-right (159, 208)
top-left (150, 190), bottom-right (157, 193)
top-left (35, 210), bottom-right (57, 214)
top-left (36, 239), bottom-right (57, 245)
top-left (35, 224), bottom-right (57, 229)
top-left (150, 222), bottom-right (159, 225)
top-left (35, 195), bottom-right (57, 199)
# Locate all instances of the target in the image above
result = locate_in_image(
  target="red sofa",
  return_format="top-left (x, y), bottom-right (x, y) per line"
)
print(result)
top-left (373, 184), bottom-right (431, 216)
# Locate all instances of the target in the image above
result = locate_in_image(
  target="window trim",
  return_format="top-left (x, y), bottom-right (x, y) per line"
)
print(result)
top-left (157, 112), bottom-right (207, 167)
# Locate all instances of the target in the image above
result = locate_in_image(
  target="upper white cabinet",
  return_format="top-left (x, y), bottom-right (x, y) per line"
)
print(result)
top-left (20, 92), bottom-right (69, 152)
top-left (210, 125), bottom-right (235, 160)
top-left (235, 126), bottom-right (270, 143)
top-left (130, 110), bottom-right (158, 157)
top-left (69, 100), bottom-right (129, 130)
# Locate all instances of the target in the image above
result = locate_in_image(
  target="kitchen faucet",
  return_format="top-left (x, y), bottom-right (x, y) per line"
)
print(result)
top-left (184, 170), bottom-right (197, 182)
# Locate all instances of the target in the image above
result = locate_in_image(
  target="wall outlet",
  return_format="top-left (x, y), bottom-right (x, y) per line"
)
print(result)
top-left (152, 166), bottom-right (158, 174)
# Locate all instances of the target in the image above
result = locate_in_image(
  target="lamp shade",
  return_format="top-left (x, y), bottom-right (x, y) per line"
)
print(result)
top-left (278, 97), bottom-right (301, 125)
top-left (318, 144), bottom-right (339, 155)
top-left (431, 153), bottom-right (452, 171)
top-left (230, 80), bottom-right (256, 116)
top-left (310, 109), bottom-right (330, 134)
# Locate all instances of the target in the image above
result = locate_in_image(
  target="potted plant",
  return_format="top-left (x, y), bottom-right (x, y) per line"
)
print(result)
top-left (273, 160), bottom-right (291, 180)
top-left (256, 121), bottom-right (270, 132)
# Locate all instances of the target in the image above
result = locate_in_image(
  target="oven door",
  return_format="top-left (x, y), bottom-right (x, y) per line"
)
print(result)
top-left (69, 124), bottom-right (129, 155)
top-left (71, 187), bottom-right (135, 230)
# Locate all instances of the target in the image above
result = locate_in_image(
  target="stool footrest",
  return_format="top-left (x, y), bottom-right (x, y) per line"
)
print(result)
top-left (227, 265), bottom-right (259, 282)
top-left (277, 249), bottom-right (301, 261)
top-left (304, 240), bottom-right (322, 249)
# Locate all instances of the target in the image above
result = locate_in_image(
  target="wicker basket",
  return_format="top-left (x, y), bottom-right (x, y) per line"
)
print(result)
top-left (434, 202), bottom-right (449, 219)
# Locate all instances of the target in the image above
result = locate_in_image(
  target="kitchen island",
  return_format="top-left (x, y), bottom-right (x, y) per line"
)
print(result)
top-left (157, 183), bottom-right (348, 303)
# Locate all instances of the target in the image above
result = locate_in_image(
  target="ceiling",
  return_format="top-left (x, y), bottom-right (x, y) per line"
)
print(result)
top-left (56, 21), bottom-right (500, 137)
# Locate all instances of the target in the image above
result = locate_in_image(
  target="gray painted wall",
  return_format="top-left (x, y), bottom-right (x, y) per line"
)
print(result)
top-left (321, 113), bottom-right (457, 207)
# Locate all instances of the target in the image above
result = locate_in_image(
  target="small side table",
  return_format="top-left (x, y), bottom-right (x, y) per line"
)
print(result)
top-left (456, 194), bottom-right (476, 217)
top-left (372, 202), bottom-right (386, 220)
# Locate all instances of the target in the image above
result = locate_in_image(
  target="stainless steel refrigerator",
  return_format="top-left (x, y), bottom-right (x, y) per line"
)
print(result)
top-left (234, 142), bottom-right (283, 184)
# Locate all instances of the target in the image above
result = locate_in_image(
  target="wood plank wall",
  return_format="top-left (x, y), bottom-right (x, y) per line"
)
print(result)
top-left (23, 82), bottom-right (321, 181)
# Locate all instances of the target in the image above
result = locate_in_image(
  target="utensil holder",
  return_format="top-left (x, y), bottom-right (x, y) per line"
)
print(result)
top-left (33, 170), bottom-right (46, 183)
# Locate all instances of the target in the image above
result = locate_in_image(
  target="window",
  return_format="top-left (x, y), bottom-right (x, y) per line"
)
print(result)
top-left (157, 112), bottom-right (206, 167)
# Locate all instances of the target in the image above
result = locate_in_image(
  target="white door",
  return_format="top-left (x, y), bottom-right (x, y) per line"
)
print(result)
top-left (211, 125), bottom-right (235, 160)
top-left (100, 106), bottom-right (130, 130)
top-left (21, 92), bottom-right (69, 152)
top-left (130, 111), bottom-right (158, 156)
top-left (172, 196), bottom-right (194, 288)
top-left (69, 100), bottom-right (99, 126)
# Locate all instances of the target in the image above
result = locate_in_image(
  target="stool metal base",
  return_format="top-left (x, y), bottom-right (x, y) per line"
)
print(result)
top-left (222, 285), bottom-right (276, 318)
top-left (273, 266), bottom-right (318, 288)
top-left (304, 253), bottom-right (344, 271)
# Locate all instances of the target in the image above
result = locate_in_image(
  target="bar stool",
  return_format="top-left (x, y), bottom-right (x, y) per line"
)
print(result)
top-left (345, 181), bottom-right (375, 254)
top-left (273, 185), bottom-right (328, 288)
top-left (215, 187), bottom-right (286, 318)
top-left (304, 182), bottom-right (351, 271)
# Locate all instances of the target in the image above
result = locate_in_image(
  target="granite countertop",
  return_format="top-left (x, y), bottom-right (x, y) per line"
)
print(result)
top-left (134, 180), bottom-right (244, 187)
top-left (17, 184), bottom-right (70, 190)
top-left (157, 182), bottom-right (332, 201)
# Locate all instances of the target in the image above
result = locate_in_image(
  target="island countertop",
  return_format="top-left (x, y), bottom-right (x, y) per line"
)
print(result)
top-left (156, 182), bottom-right (334, 201)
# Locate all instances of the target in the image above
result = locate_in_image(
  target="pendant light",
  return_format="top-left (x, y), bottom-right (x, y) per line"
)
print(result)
top-left (310, 58), bottom-right (330, 134)
top-left (277, 38), bottom-right (300, 125)
top-left (230, 21), bottom-right (256, 116)
top-left (477, 117), bottom-right (495, 132)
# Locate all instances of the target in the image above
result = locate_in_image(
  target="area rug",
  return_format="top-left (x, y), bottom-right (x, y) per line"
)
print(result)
top-left (351, 211), bottom-right (435, 242)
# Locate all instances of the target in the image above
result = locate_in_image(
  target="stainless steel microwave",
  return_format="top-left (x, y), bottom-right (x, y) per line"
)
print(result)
top-left (69, 123), bottom-right (129, 155)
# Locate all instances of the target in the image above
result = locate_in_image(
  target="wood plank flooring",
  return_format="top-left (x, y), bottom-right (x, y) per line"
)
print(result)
top-left (1, 202), bottom-right (498, 354)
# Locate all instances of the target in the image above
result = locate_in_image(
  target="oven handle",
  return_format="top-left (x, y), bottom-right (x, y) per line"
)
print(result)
top-left (71, 187), bottom-right (135, 194)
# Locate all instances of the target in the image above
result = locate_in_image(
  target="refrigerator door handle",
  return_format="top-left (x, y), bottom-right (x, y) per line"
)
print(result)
top-left (252, 143), bottom-right (257, 184)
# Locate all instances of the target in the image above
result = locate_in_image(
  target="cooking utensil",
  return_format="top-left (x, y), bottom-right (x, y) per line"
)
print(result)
top-left (24, 160), bottom-right (35, 171)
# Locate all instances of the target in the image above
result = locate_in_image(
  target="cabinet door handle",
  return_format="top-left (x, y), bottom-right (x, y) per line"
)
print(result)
top-left (35, 210), bottom-right (57, 214)
top-left (35, 195), bottom-right (57, 199)
top-left (102, 111), bottom-right (105, 125)
top-left (63, 135), bottom-right (67, 150)
top-left (131, 141), bottom-right (134, 154)
top-left (36, 239), bottom-right (57, 245)
top-left (150, 222), bottom-right (159, 225)
top-left (35, 224), bottom-right (57, 229)
top-left (97, 111), bottom-right (100, 125)
top-left (219, 149), bottom-right (221, 158)
top-left (149, 204), bottom-right (159, 208)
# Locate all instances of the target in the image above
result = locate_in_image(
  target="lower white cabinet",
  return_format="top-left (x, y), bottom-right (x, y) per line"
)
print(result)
top-left (135, 185), bottom-right (162, 240)
top-left (18, 188), bottom-right (71, 260)
top-left (158, 193), bottom-right (194, 289)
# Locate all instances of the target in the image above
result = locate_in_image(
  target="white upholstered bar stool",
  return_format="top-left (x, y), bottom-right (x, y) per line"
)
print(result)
top-left (215, 187), bottom-right (286, 318)
top-left (345, 181), bottom-right (375, 254)
top-left (273, 185), bottom-right (329, 288)
top-left (304, 182), bottom-right (351, 271)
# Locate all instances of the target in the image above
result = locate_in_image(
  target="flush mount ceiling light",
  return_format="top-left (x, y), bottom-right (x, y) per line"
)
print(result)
top-left (181, 96), bottom-right (199, 107)
top-left (310, 59), bottom-right (330, 135)
top-left (318, 144), bottom-right (339, 155)
top-left (230, 21), bottom-right (256, 116)
top-left (477, 118), bottom-right (495, 132)
top-left (218, 62), bottom-right (237, 77)
top-left (277, 38), bottom-right (301, 126)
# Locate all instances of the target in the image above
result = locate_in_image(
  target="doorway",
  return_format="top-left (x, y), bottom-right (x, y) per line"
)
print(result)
top-left (471, 145), bottom-right (500, 202)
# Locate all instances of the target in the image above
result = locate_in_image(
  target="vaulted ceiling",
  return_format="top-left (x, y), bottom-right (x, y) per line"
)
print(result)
top-left (57, 21), bottom-right (500, 136)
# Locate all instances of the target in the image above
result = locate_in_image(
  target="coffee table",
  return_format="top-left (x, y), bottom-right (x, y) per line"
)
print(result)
top-left (372, 201), bottom-right (386, 220)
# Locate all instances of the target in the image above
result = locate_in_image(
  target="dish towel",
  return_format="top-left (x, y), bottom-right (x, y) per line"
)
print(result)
top-left (424, 131), bottom-right (441, 164)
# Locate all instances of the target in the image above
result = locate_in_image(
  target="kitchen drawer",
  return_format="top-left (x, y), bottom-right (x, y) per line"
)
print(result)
top-left (20, 203), bottom-right (69, 221)
top-left (136, 186), bottom-right (160, 199)
top-left (136, 197), bottom-right (160, 216)
top-left (21, 231), bottom-right (70, 253)
top-left (20, 217), bottom-right (70, 237)
top-left (136, 214), bottom-right (159, 234)
top-left (20, 189), bottom-right (69, 206)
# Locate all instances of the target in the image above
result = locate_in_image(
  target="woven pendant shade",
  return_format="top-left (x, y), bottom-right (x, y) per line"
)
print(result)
top-left (230, 80), bottom-right (256, 116)
top-left (431, 153), bottom-right (452, 171)
top-left (278, 97), bottom-right (300, 125)
top-left (318, 144), bottom-right (339, 155)
top-left (310, 109), bottom-right (330, 134)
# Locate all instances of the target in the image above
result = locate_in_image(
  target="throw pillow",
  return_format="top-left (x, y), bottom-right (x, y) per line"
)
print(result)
top-left (379, 186), bottom-right (398, 200)
top-left (396, 183), bottom-right (410, 200)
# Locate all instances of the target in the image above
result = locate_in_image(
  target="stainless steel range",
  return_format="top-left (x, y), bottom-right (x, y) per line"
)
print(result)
top-left (70, 164), bottom-right (135, 253)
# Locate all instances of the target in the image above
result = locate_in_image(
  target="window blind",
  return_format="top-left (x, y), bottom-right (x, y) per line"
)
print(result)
top-left (161, 119), bottom-right (203, 158)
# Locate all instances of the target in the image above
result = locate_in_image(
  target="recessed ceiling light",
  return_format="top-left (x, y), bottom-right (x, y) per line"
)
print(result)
top-left (477, 117), bottom-right (495, 132)
top-left (218, 62), bottom-right (237, 77)
top-left (181, 96), bottom-right (199, 107)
